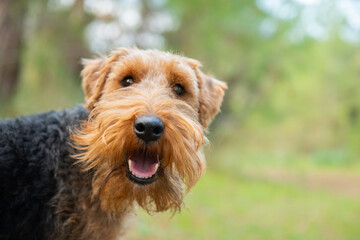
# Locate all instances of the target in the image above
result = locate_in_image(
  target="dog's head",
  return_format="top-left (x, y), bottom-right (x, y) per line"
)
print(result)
top-left (72, 48), bottom-right (226, 214)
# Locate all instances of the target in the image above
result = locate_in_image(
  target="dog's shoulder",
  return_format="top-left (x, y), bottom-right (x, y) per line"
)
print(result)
top-left (0, 105), bottom-right (88, 163)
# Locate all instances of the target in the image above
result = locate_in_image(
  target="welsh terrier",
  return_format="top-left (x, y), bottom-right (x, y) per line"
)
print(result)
top-left (0, 48), bottom-right (226, 240)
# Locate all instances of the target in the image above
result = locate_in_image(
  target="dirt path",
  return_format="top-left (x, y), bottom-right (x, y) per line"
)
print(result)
top-left (244, 170), bottom-right (360, 199)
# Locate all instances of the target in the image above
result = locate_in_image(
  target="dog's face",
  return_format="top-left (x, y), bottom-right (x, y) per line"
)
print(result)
top-left (72, 48), bottom-right (226, 214)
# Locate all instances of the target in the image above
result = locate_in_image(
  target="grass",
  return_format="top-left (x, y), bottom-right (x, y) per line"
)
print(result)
top-left (126, 169), bottom-right (360, 240)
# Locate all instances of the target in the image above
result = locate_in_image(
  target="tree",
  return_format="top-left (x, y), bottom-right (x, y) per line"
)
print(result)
top-left (0, 0), bottom-right (26, 100)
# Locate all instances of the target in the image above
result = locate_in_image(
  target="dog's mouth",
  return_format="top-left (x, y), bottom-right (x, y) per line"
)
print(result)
top-left (126, 150), bottom-right (160, 185)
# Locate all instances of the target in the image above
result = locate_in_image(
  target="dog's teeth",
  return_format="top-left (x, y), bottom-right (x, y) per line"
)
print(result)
top-left (128, 160), bottom-right (132, 172)
top-left (135, 174), bottom-right (149, 179)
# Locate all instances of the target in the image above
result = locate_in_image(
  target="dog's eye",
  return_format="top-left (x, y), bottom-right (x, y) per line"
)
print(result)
top-left (173, 84), bottom-right (185, 96)
top-left (121, 76), bottom-right (135, 87)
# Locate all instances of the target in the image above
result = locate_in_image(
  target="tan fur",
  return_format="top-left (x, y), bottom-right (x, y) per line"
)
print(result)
top-left (71, 48), bottom-right (226, 238)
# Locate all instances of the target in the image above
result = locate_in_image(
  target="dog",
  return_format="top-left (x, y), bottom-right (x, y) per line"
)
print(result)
top-left (0, 48), bottom-right (226, 240)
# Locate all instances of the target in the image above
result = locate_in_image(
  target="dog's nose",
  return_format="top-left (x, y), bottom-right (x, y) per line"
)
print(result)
top-left (134, 115), bottom-right (164, 143)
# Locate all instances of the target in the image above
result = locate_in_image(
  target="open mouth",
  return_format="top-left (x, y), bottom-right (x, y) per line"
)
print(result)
top-left (126, 150), bottom-right (160, 185)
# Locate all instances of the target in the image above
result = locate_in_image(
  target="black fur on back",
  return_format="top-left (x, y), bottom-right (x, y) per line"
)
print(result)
top-left (0, 106), bottom-right (89, 240)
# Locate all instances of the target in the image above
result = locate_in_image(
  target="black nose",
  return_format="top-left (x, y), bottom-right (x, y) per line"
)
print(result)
top-left (134, 115), bottom-right (164, 143)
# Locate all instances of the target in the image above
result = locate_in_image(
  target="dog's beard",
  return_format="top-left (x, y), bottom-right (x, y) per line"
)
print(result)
top-left (71, 89), bottom-right (207, 214)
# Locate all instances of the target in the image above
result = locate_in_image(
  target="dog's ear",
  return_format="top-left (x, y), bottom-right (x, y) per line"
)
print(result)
top-left (198, 73), bottom-right (227, 129)
top-left (81, 48), bottom-right (130, 110)
top-left (81, 57), bottom-right (105, 108)
top-left (188, 59), bottom-right (227, 128)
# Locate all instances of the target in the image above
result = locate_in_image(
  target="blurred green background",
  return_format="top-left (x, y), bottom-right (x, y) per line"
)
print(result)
top-left (1, 0), bottom-right (360, 239)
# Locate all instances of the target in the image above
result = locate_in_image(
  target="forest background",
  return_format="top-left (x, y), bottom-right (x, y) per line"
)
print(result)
top-left (1, 0), bottom-right (360, 239)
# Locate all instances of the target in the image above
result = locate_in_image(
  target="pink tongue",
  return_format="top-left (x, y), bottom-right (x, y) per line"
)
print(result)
top-left (129, 152), bottom-right (158, 178)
